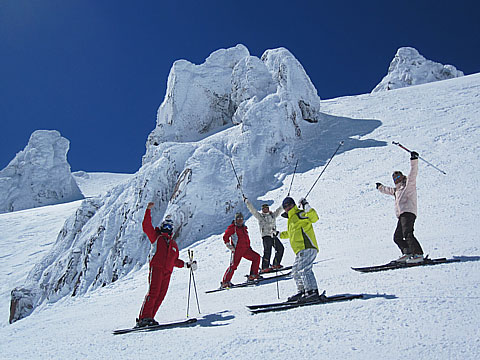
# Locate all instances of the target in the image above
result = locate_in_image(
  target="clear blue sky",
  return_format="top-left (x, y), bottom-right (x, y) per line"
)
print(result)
top-left (1, 0), bottom-right (478, 173)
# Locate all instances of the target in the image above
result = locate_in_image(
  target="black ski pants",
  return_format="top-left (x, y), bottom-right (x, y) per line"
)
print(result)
top-left (262, 235), bottom-right (284, 269)
top-left (393, 212), bottom-right (423, 255)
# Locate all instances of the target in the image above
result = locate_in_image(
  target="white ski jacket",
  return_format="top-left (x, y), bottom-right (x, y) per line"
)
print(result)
top-left (378, 159), bottom-right (418, 218)
top-left (245, 199), bottom-right (283, 237)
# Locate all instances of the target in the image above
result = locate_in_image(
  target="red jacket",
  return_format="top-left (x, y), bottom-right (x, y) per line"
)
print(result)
top-left (223, 221), bottom-right (251, 249)
top-left (142, 209), bottom-right (184, 272)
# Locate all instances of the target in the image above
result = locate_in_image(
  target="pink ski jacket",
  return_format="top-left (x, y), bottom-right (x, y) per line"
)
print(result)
top-left (378, 159), bottom-right (418, 218)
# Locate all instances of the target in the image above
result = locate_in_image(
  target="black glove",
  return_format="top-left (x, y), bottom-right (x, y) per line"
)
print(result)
top-left (376, 182), bottom-right (382, 189)
top-left (299, 197), bottom-right (308, 207)
top-left (410, 151), bottom-right (419, 160)
top-left (273, 230), bottom-right (279, 237)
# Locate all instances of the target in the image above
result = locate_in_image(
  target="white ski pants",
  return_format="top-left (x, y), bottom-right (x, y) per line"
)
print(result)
top-left (292, 248), bottom-right (318, 292)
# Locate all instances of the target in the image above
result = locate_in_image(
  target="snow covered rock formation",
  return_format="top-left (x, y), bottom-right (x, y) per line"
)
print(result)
top-left (0, 130), bottom-right (83, 214)
top-left (10, 44), bottom-right (379, 323)
top-left (372, 47), bottom-right (464, 92)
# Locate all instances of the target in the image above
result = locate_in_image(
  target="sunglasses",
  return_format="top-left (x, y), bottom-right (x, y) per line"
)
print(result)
top-left (393, 175), bottom-right (402, 181)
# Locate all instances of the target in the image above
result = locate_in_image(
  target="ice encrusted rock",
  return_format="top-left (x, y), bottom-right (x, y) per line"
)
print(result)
top-left (372, 47), bottom-right (464, 92)
top-left (0, 130), bottom-right (83, 213)
top-left (10, 45), bottom-right (326, 322)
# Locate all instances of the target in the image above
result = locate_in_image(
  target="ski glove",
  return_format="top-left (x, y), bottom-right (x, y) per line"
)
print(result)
top-left (225, 242), bottom-right (235, 251)
top-left (410, 151), bottom-right (419, 160)
top-left (376, 182), bottom-right (382, 189)
top-left (186, 260), bottom-right (198, 271)
top-left (298, 197), bottom-right (310, 211)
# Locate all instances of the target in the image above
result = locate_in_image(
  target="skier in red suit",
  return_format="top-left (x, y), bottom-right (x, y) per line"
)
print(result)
top-left (221, 212), bottom-right (261, 288)
top-left (136, 202), bottom-right (197, 328)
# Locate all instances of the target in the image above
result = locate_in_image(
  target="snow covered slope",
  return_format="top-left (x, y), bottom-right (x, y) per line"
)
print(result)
top-left (1, 73), bottom-right (479, 359)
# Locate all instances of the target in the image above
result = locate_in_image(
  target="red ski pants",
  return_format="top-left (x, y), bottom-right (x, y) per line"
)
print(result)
top-left (222, 247), bottom-right (260, 283)
top-left (139, 265), bottom-right (172, 319)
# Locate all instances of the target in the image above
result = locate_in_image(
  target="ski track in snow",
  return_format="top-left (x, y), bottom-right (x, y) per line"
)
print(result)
top-left (1, 75), bottom-right (480, 359)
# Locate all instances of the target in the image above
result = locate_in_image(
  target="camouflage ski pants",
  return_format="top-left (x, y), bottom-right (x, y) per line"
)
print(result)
top-left (292, 248), bottom-right (318, 292)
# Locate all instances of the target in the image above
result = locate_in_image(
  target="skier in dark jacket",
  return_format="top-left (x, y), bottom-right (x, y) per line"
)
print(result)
top-left (136, 202), bottom-right (197, 328)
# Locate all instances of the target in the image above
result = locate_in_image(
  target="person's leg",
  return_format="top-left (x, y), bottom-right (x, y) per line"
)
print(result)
top-left (261, 236), bottom-right (274, 269)
top-left (151, 271), bottom-right (172, 318)
top-left (139, 265), bottom-right (163, 319)
top-left (222, 249), bottom-right (243, 283)
top-left (393, 218), bottom-right (409, 254)
top-left (297, 248), bottom-right (318, 292)
top-left (272, 236), bottom-right (284, 266)
top-left (400, 212), bottom-right (423, 255)
top-left (243, 247), bottom-right (261, 276)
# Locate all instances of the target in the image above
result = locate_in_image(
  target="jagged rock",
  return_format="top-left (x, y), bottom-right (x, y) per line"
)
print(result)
top-left (372, 47), bottom-right (464, 92)
top-left (0, 130), bottom-right (84, 213)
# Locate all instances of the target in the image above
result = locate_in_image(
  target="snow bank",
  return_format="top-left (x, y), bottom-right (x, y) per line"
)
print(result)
top-left (0, 130), bottom-right (83, 214)
top-left (372, 47), bottom-right (464, 92)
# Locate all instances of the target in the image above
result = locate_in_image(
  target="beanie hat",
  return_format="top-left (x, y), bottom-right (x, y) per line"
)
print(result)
top-left (282, 197), bottom-right (295, 209)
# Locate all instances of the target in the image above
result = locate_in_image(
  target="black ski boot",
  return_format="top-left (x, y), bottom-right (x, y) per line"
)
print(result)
top-left (298, 289), bottom-right (326, 303)
top-left (135, 318), bottom-right (159, 328)
top-left (287, 291), bottom-right (305, 302)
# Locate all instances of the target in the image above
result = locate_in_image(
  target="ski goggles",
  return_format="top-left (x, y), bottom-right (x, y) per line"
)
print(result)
top-left (161, 223), bottom-right (173, 231)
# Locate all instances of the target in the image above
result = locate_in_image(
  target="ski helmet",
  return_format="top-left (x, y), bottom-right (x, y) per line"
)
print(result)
top-left (282, 197), bottom-right (295, 209)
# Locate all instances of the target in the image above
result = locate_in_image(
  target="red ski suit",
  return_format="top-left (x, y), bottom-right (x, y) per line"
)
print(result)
top-left (139, 209), bottom-right (184, 320)
top-left (222, 221), bottom-right (260, 283)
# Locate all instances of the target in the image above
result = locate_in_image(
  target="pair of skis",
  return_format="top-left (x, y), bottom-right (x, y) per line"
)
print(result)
top-left (113, 318), bottom-right (197, 335)
top-left (205, 270), bottom-right (291, 294)
top-left (247, 291), bottom-right (363, 314)
top-left (351, 256), bottom-right (460, 273)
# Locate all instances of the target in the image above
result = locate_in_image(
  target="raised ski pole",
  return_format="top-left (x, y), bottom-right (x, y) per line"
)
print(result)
top-left (229, 157), bottom-right (246, 199)
top-left (304, 141), bottom-right (344, 199)
top-left (392, 141), bottom-right (446, 175)
top-left (287, 159), bottom-right (299, 196)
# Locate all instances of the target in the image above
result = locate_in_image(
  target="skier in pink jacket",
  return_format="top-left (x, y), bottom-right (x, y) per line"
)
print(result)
top-left (376, 151), bottom-right (424, 264)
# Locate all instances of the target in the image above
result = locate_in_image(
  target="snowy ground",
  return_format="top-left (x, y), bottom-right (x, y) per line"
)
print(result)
top-left (1, 74), bottom-right (479, 359)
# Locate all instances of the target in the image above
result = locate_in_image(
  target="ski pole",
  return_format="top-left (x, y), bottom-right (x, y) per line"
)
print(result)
top-left (189, 250), bottom-right (201, 314)
top-left (287, 159), bottom-right (299, 196)
top-left (186, 249), bottom-right (193, 318)
top-left (229, 157), bottom-right (246, 198)
top-left (304, 141), bottom-right (344, 199)
top-left (392, 141), bottom-right (446, 175)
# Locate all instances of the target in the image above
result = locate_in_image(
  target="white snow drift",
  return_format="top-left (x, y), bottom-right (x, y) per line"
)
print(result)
top-left (372, 47), bottom-right (464, 92)
top-left (0, 130), bottom-right (83, 214)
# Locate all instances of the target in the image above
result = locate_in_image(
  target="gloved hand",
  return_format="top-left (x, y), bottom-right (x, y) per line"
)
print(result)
top-left (410, 151), bottom-right (419, 160)
top-left (186, 260), bottom-right (198, 271)
top-left (273, 230), bottom-right (279, 237)
top-left (376, 182), bottom-right (382, 189)
top-left (298, 197), bottom-right (310, 211)
top-left (225, 242), bottom-right (235, 251)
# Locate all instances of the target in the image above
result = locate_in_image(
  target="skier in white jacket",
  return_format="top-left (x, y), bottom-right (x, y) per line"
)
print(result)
top-left (376, 151), bottom-right (424, 264)
top-left (244, 196), bottom-right (284, 272)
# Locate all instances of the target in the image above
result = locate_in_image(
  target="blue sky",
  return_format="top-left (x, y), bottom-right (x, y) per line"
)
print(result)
top-left (1, 0), bottom-right (478, 173)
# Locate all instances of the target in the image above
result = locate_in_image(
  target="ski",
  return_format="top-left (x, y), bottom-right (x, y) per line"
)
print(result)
top-left (351, 256), bottom-right (460, 273)
top-left (205, 272), bottom-right (291, 294)
top-left (248, 265), bottom-right (293, 276)
top-left (247, 293), bottom-right (363, 314)
top-left (113, 318), bottom-right (197, 335)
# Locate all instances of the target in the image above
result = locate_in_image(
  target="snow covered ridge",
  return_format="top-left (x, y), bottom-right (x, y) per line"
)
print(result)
top-left (0, 130), bottom-right (84, 214)
top-left (372, 47), bottom-right (464, 92)
top-left (13, 44), bottom-right (380, 323)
